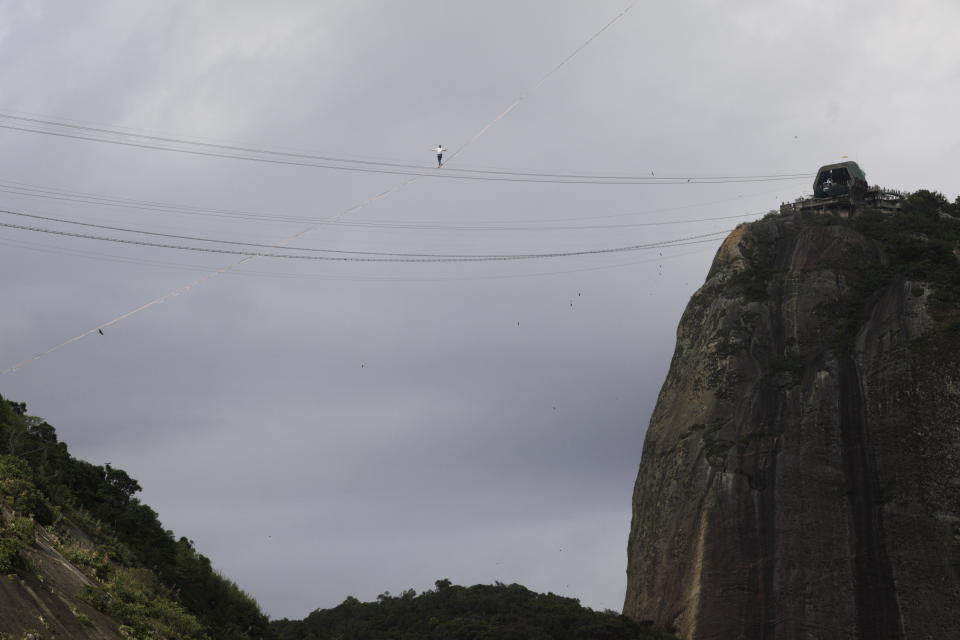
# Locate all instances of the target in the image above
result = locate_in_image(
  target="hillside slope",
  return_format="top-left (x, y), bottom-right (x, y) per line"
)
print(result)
top-left (0, 396), bottom-right (270, 640)
top-left (272, 580), bottom-right (675, 640)
top-left (624, 192), bottom-right (960, 639)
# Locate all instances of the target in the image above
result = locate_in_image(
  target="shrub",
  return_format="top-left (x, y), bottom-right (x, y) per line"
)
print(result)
top-left (7, 517), bottom-right (36, 545)
top-left (61, 544), bottom-right (111, 580)
top-left (82, 567), bottom-right (209, 640)
top-left (0, 537), bottom-right (20, 573)
top-left (0, 456), bottom-right (41, 514)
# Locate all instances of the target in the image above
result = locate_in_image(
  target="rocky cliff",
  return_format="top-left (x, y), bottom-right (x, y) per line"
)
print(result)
top-left (624, 196), bottom-right (960, 640)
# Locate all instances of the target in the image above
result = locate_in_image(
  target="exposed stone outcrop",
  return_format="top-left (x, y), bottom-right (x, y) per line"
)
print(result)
top-left (624, 211), bottom-right (960, 639)
top-left (0, 505), bottom-right (125, 639)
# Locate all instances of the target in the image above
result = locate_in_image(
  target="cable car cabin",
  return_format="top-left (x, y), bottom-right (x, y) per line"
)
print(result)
top-left (780, 161), bottom-right (904, 216)
top-left (813, 161), bottom-right (868, 199)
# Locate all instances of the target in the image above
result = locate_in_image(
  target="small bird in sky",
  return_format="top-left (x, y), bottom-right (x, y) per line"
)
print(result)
top-left (98, 329), bottom-right (104, 335)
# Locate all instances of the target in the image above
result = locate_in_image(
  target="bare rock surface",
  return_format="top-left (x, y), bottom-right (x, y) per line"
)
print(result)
top-left (0, 506), bottom-right (124, 639)
top-left (624, 211), bottom-right (960, 639)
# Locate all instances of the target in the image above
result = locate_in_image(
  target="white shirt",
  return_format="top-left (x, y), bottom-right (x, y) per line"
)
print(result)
top-left (433, 146), bottom-right (446, 154)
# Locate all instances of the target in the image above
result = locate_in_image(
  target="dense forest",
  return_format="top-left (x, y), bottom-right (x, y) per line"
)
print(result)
top-left (271, 580), bottom-right (676, 640)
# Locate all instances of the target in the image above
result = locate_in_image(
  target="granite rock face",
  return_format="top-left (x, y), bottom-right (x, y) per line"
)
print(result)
top-left (0, 505), bottom-right (125, 640)
top-left (624, 212), bottom-right (960, 639)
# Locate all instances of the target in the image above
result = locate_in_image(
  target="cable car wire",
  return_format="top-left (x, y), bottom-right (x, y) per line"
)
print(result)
top-left (0, 216), bottom-right (730, 262)
top-left (0, 234), bottom-right (718, 283)
top-left (0, 116), bottom-right (812, 185)
top-left (0, 1), bottom-right (671, 373)
top-left (0, 194), bottom-right (766, 236)
top-left (0, 176), bottom-right (792, 229)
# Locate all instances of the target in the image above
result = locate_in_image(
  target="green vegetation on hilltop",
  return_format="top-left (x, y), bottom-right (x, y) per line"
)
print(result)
top-left (271, 579), bottom-right (676, 640)
top-left (735, 191), bottom-right (960, 349)
top-left (812, 190), bottom-right (960, 348)
top-left (847, 191), bottom-right (960, 322)
top-left (0, 394), bottom-right (270, 640)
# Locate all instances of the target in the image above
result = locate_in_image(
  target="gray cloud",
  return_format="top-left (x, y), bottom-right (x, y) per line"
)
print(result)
top-left (2, 0), bottom-right (959, 620)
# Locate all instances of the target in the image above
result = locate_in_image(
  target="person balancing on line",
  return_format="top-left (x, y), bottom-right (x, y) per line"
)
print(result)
top-left (432, 144), bottom-right (447, 167)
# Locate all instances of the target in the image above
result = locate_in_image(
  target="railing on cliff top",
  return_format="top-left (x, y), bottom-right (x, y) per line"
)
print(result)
top-left (779, 186), bottom-right (908, 215)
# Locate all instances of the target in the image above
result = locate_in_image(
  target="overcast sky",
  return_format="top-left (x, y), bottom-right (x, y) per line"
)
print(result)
top-left (2, 0), bottom-right (959, 620)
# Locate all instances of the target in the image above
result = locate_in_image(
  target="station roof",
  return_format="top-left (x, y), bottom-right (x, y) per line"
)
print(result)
top-left (816, 161), bottom-right (866, 183)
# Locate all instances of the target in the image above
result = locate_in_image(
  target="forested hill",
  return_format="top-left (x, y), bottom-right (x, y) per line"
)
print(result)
top-left (271, 580), bottom-right (676, 640)
top-left (0, 394), bottom-right (269, 639)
